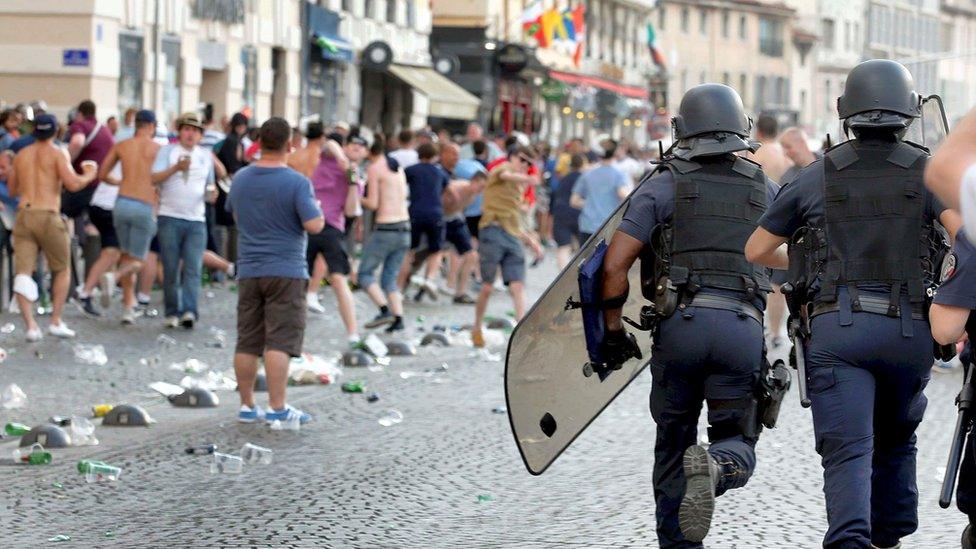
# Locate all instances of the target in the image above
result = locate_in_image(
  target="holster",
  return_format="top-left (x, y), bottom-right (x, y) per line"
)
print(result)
top-left (758, 358), bottom-right (791, 429)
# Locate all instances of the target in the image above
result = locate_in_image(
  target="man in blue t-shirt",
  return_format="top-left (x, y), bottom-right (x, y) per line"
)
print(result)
top-left (226, 117), bottom-right (323, 428)
top-left (570, 139), bottom-right (630, 243)
top-left (404, 142), bottom-right (451, 299)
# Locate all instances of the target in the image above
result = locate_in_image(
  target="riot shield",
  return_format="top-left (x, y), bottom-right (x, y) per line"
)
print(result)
top-left (905, 95), bottom-right (950, 151)
top-left (506, 191), bottom-right (650, 475)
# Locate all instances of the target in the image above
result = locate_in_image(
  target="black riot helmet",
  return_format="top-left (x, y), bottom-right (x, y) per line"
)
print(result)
top-left (670, 84), bottom-right (756, 159)
top-left (837, 59), bottom-right (920, 129)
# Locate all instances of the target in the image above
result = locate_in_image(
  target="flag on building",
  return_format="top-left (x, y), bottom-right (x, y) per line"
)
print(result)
top-left (522, 1), bottom-right (547, 47)
top-left (646, 23), bottom-right (667, 69)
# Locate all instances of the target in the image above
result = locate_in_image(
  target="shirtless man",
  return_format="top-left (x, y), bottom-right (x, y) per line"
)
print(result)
top-left (8, 114), bottom-right (97, 341)
top-left (358, 137), bottom-right (411, 332)
top-left (98, 110), bottom-right (168, 323)
top-left (748, 114), bottom-right (791, 347)
top-left (442, 170), bottom-right (486, 303)
top-left (287, 122), bottom-right (325, 178)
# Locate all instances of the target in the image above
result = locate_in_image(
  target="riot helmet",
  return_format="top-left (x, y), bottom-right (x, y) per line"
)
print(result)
top-left (837, 59), bottom-right (920, 130)
top-left (671, 84), bottom-right (756, 159)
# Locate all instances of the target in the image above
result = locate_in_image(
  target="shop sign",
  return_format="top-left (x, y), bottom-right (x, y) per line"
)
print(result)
top-left (540, 79), bottom-right (568, 103)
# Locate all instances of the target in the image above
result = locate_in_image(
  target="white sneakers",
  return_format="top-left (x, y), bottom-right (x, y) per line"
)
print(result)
top-left (164, 316), bottom-right (180, 328)
top-left (47, 321), bottom-right (76, 339)
top-left (25, 322), bottom-right (77, 341)
top-left (121, 308), bottom-right (136, 325)
top-left (307, 293), bottom-right (325, 314)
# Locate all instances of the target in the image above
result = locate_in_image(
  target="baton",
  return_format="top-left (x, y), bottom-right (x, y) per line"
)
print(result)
top-left (792, 334), bottom-right (811, 408)
top-left (940, 364), bottom-right (974, 508)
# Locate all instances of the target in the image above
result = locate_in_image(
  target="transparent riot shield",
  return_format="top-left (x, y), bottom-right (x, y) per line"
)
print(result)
top-left (905, 95), bottom-right (950, 151)
top-left (505, 196), bottom-right (650, 475)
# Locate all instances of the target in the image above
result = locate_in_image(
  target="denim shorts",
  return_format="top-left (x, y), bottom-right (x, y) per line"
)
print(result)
top-left (358, 222), bottom-right (410, 293)
top-left (113, 196), bottom-right (157, 260)
top-left (478, 225), bottom-right (525, 285)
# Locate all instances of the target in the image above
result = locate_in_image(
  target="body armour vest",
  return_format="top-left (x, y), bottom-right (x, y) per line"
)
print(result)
top-left (642, 155), bottom-right (771, 301)
top-left (818, 139), bottom-right (930, 304)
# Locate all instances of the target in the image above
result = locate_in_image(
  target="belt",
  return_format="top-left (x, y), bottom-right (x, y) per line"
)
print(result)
top-left (680, 294), bottom-right (763, 324)
top-left (811, 294), bottom-right (925, 320)
top-left (374, 222), bottom-right (411, 232)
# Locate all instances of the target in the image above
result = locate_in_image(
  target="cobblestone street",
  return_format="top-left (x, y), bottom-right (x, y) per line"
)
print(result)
top-left (0, 257), bottom-right (968, 547)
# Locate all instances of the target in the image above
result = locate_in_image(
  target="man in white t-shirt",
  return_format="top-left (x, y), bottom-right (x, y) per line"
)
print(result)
top-left (387, 129), bottom-right (419, 169)
top-left (151, 112), bottom-right (215, 329)
top-left (926, 106), bottom-right (976, 228)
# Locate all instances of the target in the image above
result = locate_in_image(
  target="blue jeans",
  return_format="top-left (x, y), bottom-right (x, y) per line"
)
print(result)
top-left (650, 305), bottom-right (763, 548)
top-left (157, 216), bottom-right (207, 319)
top-left (358, 225), bottom-right (410, 293)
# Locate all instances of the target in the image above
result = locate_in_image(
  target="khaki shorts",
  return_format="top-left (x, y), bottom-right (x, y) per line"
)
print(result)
top-left (235, 277), bottom-right (307, 357)
top-left (13, 208), bottom-right (70, 274)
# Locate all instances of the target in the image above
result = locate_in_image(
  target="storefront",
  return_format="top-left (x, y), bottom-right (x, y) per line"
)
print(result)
top-left (546, 70), bottom-right (649, 146)
top-left (360, 40), bottom-right (480, 134)
top-left (303, 4), bottom-right (355, 126)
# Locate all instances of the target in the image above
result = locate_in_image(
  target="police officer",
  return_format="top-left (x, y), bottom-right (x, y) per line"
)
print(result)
top-left (929, 229), bottom-right (976, 548)
top-left (745, 59), bottom-right (959, 548)
top-left (599, 83), bottom-right (779, 547)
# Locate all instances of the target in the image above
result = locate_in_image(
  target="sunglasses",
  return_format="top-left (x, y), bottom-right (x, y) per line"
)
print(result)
top-left (518, 155), bottom-right (533, 164)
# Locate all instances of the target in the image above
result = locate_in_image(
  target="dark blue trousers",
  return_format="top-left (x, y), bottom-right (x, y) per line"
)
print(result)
top-left (650, 306), bottom-right (763, 548)
top-left (956, 345), bottom-right (976, 523)
top-left (806, 309), bottom-right (931, 548)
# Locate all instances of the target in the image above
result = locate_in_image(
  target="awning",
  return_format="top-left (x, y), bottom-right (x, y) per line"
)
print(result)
top-left (548, 70), bottom-right (648, 100)
top-left (388, 64), bottom-right (481, 120)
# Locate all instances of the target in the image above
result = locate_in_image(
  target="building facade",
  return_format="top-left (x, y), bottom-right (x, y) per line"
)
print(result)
top-left (304, 0), bottom-right (478, 134)
top-left (654, 0), bottom-right (797, 125)
top-left (811, 0), bottom-right (866, 138)
top-left (0, 0), bottom-right (303, 128)
top-left (938, 0), bottom-right (976, 123)
top-left (866, 0), bottom-right (942, 93)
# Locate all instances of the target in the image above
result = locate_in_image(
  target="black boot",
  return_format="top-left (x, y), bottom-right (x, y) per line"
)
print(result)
top-left (678, 444), bottom-right (719, 543)
top-left (964, 523), bottom-right (976, 549)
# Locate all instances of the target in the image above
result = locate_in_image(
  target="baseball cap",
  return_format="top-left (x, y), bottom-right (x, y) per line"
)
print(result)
top-left (176, 112), bottom-right (204, 130)
top-left (135, 109), bottom-right (156, 125)
top-left (348, 135), bottom-right (368, 147)
top-left (32, 114), bottom-right (58, 139)
top-left (334, 121), bottom-right (350, 133)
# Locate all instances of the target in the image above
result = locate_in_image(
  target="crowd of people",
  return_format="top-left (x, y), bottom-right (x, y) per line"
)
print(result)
top-left (0, 98), bottom-right (659, 424)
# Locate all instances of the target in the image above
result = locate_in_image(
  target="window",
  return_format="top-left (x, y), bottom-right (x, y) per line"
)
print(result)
top-left (341, 0), bottom-right (352, 13)
top-left (825, 80), bottom-right (833, 113)
top-left (722, 72), bottom-right (730, 86)
top-left (699, 9), bottom-right (707, 35)
top-left (844, 21), bottom-right (851, 50)
top-left (721, 11), bottom-right (730, 38)
top-left (700, 70), bottom-right (706, 84)
top-left (822, 18), bottom-right (835, 50)
top-left (241, 45), bottom-right (257, 111)
top-left (942, 21), bottom-right (954, 52)
top-left (739, 15), bottom-right (747, 40)
top-left (739, 73), bottom-right (748, 105)
top-left (406, 0), bottom-right (415, 28)
top-left (681, 8), bottom-right (689, 33)
top-left (758, 17), bottom-right (783, 57)
top-left (681, 70), bottom-right (688, 93)
top-left (118, 33), bottom-right (144, 112)
top-left (365, 0), bottom-right (374, 18)
top-left (161, 38), bottom-right (182, 127)
top-left (387, 0), bottom-right (397, 24)
top-left (658, 6), bottom-right (665, 31)
top-left (854, 22), bottom-right (860, 49)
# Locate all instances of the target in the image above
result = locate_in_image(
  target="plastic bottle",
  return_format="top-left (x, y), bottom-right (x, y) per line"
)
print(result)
top-left (240, 443), bottom-right (273, 465)
top-left (77, 459), bottom-right (122, 481)
top-left (341, 380), bottom-right (365, 393)
top-left (4, 422), bottom-right (30, 437)
top-left (268, 416), bottom-right (301, 431)
top-left (13, 443), bottom-right (51, 465)
top-left (377, 409), bottom-right (404, 427)
top-left (210, 452), bottom-right (244, 474)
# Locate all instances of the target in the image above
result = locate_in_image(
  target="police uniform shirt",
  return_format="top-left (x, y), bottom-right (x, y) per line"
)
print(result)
top-left (933, 230), bottom-right (976, 310)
